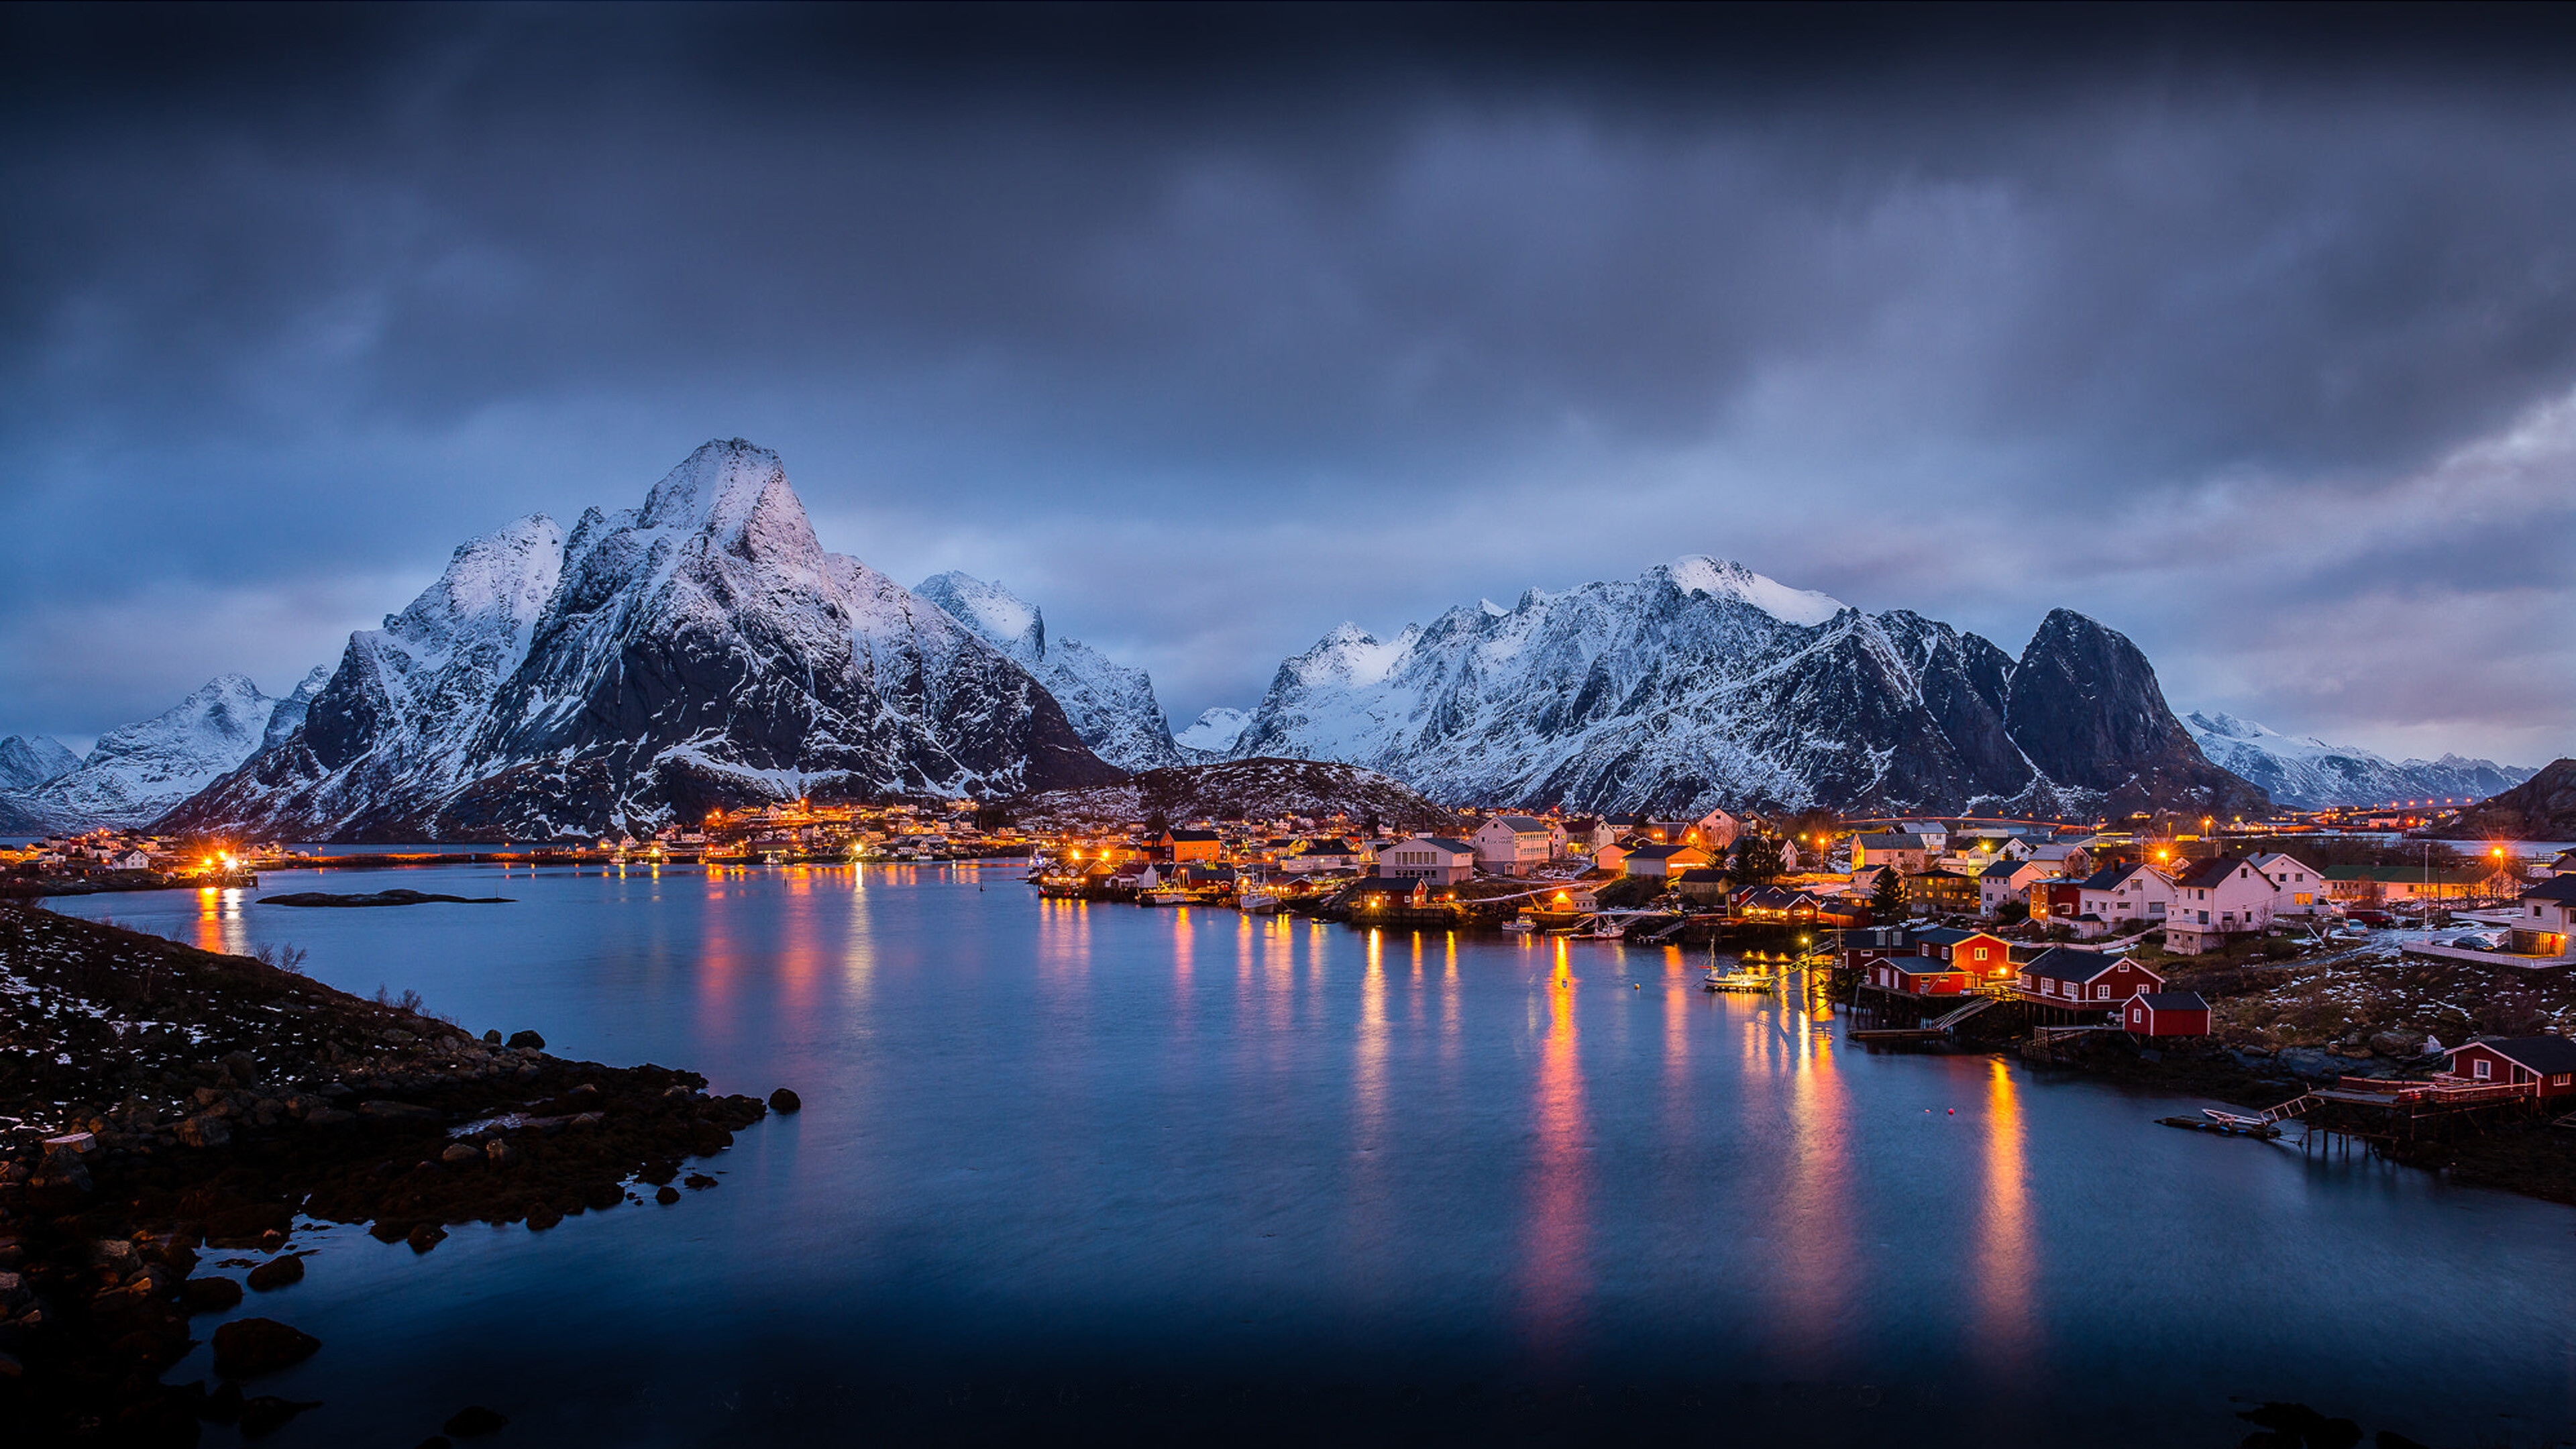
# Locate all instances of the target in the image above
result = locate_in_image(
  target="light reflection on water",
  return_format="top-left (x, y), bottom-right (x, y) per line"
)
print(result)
top-left (41, 863), bottom-right (2576, 1448)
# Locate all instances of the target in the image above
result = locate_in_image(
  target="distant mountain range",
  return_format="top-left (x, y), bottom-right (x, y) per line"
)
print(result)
top-left (2435, 758), bottom-right (2576, 841)
top-left (1218, 557), bottom-right (2265, 819)
top-left (8, 438), bottom-right (2550, 840)
top-left (2182, 712), bottom-right (2537, 810)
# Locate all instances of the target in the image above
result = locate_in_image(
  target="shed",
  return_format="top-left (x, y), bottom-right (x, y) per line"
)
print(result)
top-left (2123, 991), bottom-right (2212, 1038)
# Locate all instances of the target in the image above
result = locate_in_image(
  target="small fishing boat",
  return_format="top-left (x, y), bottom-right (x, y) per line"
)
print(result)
top-left (1240, 891), bottom-right (1280, 914)
top-left (1501, 918), bottom-right (1536, 934)
top-left (1144, 888), bottom-right (1194, 906)
top-left (1703, 961), bottom-right (1780, 992)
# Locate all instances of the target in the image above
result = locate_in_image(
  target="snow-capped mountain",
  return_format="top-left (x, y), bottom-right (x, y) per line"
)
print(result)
top-left (2182, 712), bottom-right (2536, 810)
top-left (261, 666), bottom-right (335, 752)
top-left (0, 735), bottom-right (80, 792)
top-left (1173, 706), bottom-right (1250, 757)
top-left (914, 571), bottom-right (1183, 770)
top-left (1229, 557), bottom-right (2265, 819)
top-left (166, 439), bottom-right (1122, 841)
top-left (13, 676), bottom-right (289, 830)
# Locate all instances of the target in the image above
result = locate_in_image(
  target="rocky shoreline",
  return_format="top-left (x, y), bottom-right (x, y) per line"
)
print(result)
top-left (0, 902), bottom-right (784, 1446)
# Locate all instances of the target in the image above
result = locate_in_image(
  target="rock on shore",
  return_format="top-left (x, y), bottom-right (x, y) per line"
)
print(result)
top-left (0, 902), bottom-right (771, 1446)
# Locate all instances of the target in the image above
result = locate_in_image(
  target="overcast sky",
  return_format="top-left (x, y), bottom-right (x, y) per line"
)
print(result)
top-left (5, 4), bottom-right (2573, 766)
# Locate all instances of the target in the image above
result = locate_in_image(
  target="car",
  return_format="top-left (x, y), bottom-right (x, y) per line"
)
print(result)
top-left (2349, 910), bottom-right (2395, 928)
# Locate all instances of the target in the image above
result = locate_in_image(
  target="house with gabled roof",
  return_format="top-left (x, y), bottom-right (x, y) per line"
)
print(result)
top-left (1976, 858), bottom-right (2052, 917)
top-left (2440, 1035), bottom-right (2576, 1098)
top-left (2165, 855), bottom-right (2281, 954)
top-left (1622, 843), bottom-right (1713, 878)
top-left (2246, 851), bottom-right (2328, 914)
top-left (2072, 862), bottom-right (2174, 934)
top-left (2123, 991), bottom-right (2211, 1038)
top-left (1912, 926), bottom-right (2015, 985)
top-left (1379, 836), bottom-right (1477, 885)
top-left (2015, 947), bottom-right (2166, 1007)
top-left (1851, 833), bottom-right (1931, 876)
top-left (1471, 815), bottom-right (1561, 877)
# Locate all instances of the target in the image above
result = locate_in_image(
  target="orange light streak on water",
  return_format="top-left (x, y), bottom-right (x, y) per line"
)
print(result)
top-left (1973, 1058), bottom-right (2036, 1375)
top-left (1521, 952), bottom-right (1589, 1366)
top-left (1772, 1009), bottom-right (1852, 1363)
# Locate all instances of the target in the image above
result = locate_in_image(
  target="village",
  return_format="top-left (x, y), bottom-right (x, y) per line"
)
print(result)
top-left (11, 792), bottom-right (2576, 1183)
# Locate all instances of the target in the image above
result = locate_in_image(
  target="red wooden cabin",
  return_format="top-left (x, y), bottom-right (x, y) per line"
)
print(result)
top-left (2440, 1036), bottom-right (2576, 1097)
top-left (2123, 991), bottom-right (2212, 1037)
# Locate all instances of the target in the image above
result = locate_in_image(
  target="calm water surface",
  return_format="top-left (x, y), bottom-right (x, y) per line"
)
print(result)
top-left (52, 863), bottom-right (2576, 1446)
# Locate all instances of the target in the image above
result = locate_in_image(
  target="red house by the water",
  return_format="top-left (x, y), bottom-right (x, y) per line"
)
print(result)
top-left (2123, 991), bottom-right (2212, 1038)
top-left (2440, 1036), bottom-right (2576, 1098)
top-left (2015, 947), bottom-right (2165, 1006)
top-left (1911, 927), bottom-right (2015, 985)
top-left (1864, 954), bottom-right (1973, 996)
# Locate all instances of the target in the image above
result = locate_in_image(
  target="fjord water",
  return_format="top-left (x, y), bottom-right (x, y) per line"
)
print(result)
top-left (52, 866), bottom-right (2576, 1446)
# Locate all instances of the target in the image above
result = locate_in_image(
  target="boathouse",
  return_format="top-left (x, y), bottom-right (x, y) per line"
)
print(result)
top-left (1911, 927), bottom-right (2013, 984)
top-left (2016, 947), bottom-right (2165, 1006)
top-left (2123, 991), bottom-right (2212, 1038)
top-left (1865, 954), bottom-right (1972, 996)
top-left (2440, 1036), bottom-right (2576, 1098)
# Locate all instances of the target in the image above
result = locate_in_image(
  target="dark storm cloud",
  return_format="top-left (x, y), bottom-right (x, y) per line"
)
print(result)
top-left (3, 3), bottom-right (2572, 763)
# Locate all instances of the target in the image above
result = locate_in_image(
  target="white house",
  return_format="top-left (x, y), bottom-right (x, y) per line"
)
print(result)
top-left (1851, 833), bottom-right (1932, 875)
top-left (2164, 855), bottom-right (2283, 954)
top-left (1683, 807), bottom-right (1743, 853)
top-left (2074, 862), bottom-right (2175, 929)
top-left (1976, 859), bottom-right (2052, 917)
top-left (2247, 851), bottom-right (2328, 914)
top-left (1281, 837), bottom-right (1372, 875)
top-left (1472, 816), bottom-right (1559, 877)
top-left (1379, 837), bottom-right (1477, 887)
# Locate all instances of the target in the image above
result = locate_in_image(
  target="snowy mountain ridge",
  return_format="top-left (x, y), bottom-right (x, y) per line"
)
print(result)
top-left (11, 676), bottom-right (290, 830)
top-left (164, 439), bottom-right (1120, 841)
top-left (1173, 707), bottom-right (1250, 757)
top-left (1230, 556), bottom-right (2265, 819)
top-left (914, 571), bottom-right (1183, 771)
top-left (2182, 711), bottom-right (2536, 809)
top-left (0, 735), bottom-right (82, 793)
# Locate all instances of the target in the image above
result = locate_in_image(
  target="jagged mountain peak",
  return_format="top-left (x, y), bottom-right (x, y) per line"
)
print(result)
top-left (914, 572), bottom-right (1181, 771)
top-left (164, 441), bottom-right (1121, 841)
top-left (916, 572), bottom-right (1046, 663)
top-left (0, 735), bottom-right (83, 792)
top-left (1230, 561), bottom-right (2260, 819)
top-left (1656, 556), bottom-right (1847, 626)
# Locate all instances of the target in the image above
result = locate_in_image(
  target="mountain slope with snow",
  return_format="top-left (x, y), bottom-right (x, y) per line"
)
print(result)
top-left (914, 572), bottom-right (1182, 770)
top-left (166, 440), bottom-right (1121, 841)
top-left (0, 735), bottom-right (81, 792)
top-left (1230, 556), bottom-right (2265, 819)
top-left (15, 677), bottom-right (286, 829)
top-left (2182, 712), bottom-right (2536, 809)
top-left (1174, 706), bottom-right (1250, 757)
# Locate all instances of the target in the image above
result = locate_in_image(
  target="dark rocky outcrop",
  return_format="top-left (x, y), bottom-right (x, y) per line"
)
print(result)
top-left (2004, 610), bottom-right (2271, 820)
top-left (0, 904), bottom-right (771, 1445)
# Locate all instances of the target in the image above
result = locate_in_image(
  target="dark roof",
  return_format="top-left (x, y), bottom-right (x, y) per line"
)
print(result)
top-left (1673, 868), bottom-right (1730, 885)
top-left (2136, 992), bottom-right (2209, 1012)
top-left (2522, 876), bottom-right (2576, 904)
top-left (1980, 860), bottom-right (2029, 879)
top-left (1299, 838), bottom-right (1360, 853)
top-left (1625, 843), bottom-right (1701, 860)
top-left (2169, 855), bottom-right (2269, 892)
top-left (2076, 862), bottom-right (2157, 891)
top-left (1873, 955), bottom-right (1955, 971)
top-left (1165, 828), bottom-right (1222, 843)
top-left (1856, 833), bottom-right (1926, 849)
top-left (2453, 1035), bottom-right (2576, 1075)
top-left (2021, 947), bottom-right (2139, 984)
top-left (1913, 926), bottom-right (1988, 946)
top-left (1345, 877), bottom-right (1420, 896)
